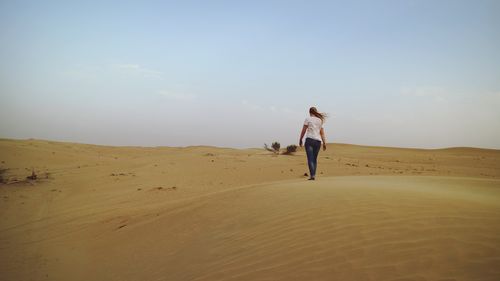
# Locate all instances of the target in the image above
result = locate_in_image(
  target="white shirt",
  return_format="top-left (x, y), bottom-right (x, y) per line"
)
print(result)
top-left (304, 116), bottom-right (323, 142)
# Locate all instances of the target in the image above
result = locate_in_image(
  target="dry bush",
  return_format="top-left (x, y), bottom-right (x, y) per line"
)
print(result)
top-left (282, 145), bottom-right (298, 155)
top-left (271, 142), bottom-right (281, 153)
top-left (0, 168), bottom-right (6, 184)
top-left (264, 141), bottom-right (281, 154)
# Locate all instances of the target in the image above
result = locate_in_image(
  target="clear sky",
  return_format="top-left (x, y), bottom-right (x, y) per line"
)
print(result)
top-left (1, 0), bottom-right (499, 149)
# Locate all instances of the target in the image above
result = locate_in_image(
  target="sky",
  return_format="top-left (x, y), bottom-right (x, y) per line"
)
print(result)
top-left (1, 0), bottom-right (499, 149)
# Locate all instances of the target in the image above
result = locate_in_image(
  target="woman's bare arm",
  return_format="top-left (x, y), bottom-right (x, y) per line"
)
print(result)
top-left (299, 125), bottom-right (307, 147)
top-left (320, 128), bottom-right (327, 150)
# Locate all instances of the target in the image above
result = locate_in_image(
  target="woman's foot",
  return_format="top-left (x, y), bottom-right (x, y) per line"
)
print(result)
top-left (308, 177), bottom-right (315, 180)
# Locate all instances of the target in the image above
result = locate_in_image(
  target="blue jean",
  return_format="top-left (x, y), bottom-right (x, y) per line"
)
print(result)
top-left (305, 137), bottom-right (321, 178)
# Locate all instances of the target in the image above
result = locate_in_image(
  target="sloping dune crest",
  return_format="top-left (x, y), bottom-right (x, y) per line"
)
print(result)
top-left (1, 139), bottom-right (500, 280)
top-left (26, 176), bottom-right (500, 281)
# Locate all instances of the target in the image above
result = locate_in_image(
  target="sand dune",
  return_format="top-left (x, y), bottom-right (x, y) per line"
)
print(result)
top-left (1, 139), bottom-right (500, 280)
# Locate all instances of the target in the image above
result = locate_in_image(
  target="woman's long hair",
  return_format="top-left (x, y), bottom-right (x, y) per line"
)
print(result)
top-left (309, 107), bottom-right (327, 121)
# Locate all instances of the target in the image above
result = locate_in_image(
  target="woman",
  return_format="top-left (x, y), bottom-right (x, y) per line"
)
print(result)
top-left (299, 107), bottom-right (327, 180)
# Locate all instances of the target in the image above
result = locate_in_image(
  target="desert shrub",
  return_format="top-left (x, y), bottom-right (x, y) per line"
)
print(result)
top-left (26, 169), bottom-right (37, 180)
top-left (271, 142), bottom-right (281, 153)
top-left (264, 141), bottom-right (281, 154)
top-left (264, 143), bottom-right (273, 153)
top-left (0, 169), bottom-right (6, 184)
top-left (285, 145), bottom-right (297, 154)
top-left (281, 144), bottom-right (298, 155)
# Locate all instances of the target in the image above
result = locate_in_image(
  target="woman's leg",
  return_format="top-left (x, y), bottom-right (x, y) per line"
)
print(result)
top-left (305, 139), bottom-right (316, 178)
top-left (312, 140), bottom-right (321, 176)
top-left (314, 141), bottom-right (321, 171)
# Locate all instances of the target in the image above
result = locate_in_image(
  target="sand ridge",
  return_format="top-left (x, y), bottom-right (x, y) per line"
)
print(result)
top-left (1, 139), bottom-right (500, 280)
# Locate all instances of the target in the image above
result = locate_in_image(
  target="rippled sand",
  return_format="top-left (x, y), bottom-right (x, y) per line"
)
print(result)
top-left (1, 139), bottom-right (499, 280)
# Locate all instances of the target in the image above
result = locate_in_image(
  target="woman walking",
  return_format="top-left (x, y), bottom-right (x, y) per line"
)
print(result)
top-left (299, 107), bottom-right (327, 180)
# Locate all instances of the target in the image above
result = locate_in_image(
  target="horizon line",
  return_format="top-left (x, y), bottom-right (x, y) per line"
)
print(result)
top-left (1, 137), bottom-right (499, 152)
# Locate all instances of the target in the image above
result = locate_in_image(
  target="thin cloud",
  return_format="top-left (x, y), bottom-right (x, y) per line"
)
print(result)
top-left (400, 86), bottom-right (448, 103)
top-left (242, 100), bottom-right (299, 115)
top-left (112, 64), bottom-right (164, 79)
top-left (114, 64), bottom-right (141, 69)
top-left (158, 90), bottom-right (196, 101)
top-left (241, 100), bottom-right (263, 111)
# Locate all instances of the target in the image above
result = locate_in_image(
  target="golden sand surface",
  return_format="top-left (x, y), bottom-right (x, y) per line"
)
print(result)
top-left (1, 139), bottom-right (499, 280)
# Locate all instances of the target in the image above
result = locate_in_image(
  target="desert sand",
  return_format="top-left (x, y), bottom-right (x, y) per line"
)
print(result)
top-left (1, 138), bottom-right (500, 281)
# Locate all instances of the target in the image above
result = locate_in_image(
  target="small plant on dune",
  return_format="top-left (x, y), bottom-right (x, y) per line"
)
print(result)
top-left (271, 142), bottom-right (281, 153)
top-left (265, 142), bottom-right (299, 155)
top-left (264, 141), bottom-right (281, 154)
top-left (282, 145), bottom-right (298, 155)
top-left (0, 168), bottom-right (6, 184)
top-left (264, 143), bottom-right (274, 153)
top-left (264, 142), bottom-right (299, 155)
top-left (26, 168), bottom-right (37, 180)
